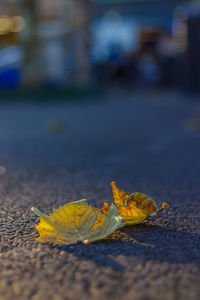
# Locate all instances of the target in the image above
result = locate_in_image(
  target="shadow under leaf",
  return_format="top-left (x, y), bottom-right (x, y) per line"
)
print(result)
top-left (54, 224), bottom-right (200, 272)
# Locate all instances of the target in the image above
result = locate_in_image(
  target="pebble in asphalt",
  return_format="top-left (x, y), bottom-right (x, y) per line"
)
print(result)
top-left (0, 90), bottom-right (200, 300)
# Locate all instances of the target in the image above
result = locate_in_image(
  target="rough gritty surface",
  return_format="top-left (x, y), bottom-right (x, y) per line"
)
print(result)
top-left (0, 89), bottom-right (200, 300)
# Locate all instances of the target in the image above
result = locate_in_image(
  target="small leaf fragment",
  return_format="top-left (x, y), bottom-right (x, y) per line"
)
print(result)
top-left (109, 181), bottom-right (167, 225)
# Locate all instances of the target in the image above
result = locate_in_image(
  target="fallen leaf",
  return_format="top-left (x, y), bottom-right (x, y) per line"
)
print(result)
top-left (45, 120), bottom-right (68, 134)
top-left (32, 199), bottom-right (124, 245)
top-left (108, 181), bottom-right (167, 225)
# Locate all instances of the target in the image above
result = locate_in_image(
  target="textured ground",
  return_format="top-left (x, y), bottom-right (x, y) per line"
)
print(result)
top-left (0, 89), bottom-right (200, 300)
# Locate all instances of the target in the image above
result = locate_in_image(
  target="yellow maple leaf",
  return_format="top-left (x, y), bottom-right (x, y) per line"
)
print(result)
top-left (109, 181), bottom-right (167, 225)
top-left (32, 199), bottom-right (124, 245)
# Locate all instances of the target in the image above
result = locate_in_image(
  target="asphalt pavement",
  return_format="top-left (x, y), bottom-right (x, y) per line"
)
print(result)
top-left (0, 89), bottom-right (200, 300)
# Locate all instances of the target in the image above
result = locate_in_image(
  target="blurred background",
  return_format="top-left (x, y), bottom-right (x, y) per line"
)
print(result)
top-left (0, 0), bottom-right (200, 94)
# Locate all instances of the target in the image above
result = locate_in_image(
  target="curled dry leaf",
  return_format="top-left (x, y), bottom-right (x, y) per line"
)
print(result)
top-left (32, 199), bottom-right (124, 245)
top-left (102, 182), bottom-right (167, 226)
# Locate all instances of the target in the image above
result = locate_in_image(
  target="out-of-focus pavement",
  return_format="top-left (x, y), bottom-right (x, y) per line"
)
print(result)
top-left (0, 89), bottom-right (200, 300)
